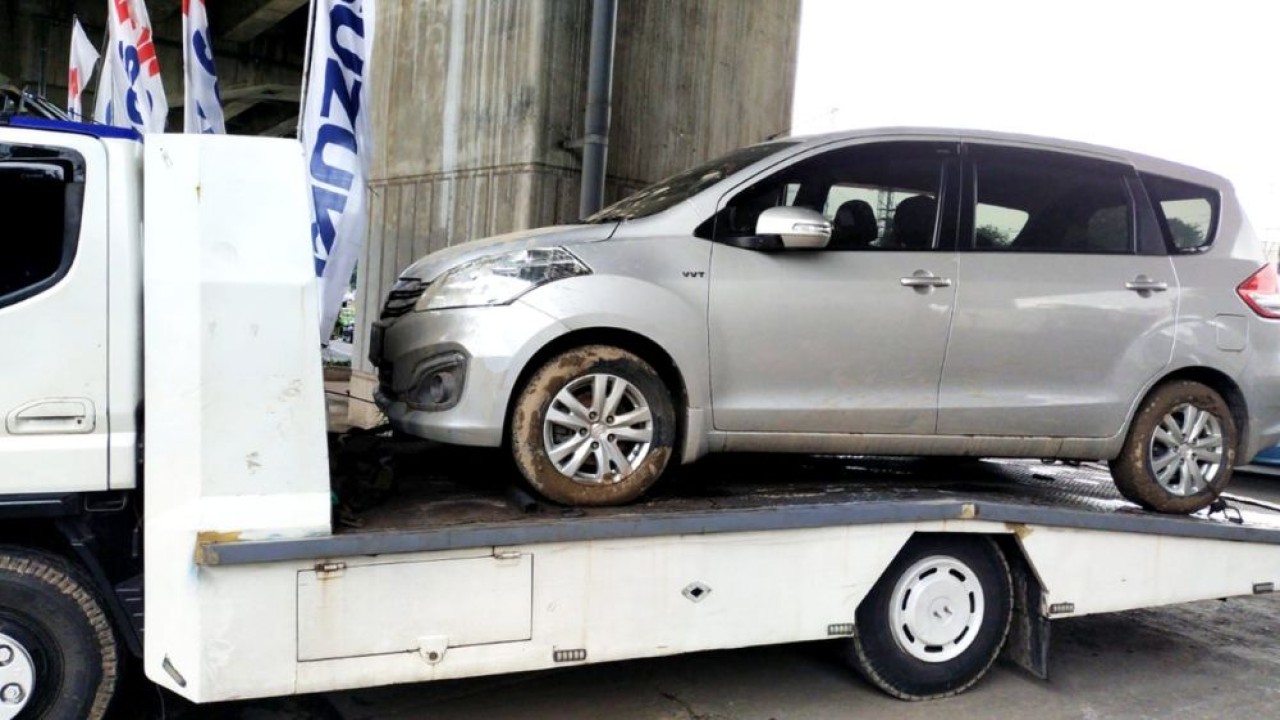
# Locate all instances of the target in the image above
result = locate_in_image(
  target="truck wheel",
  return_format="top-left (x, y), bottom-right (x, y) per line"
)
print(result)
top-left (846, 535), bottom-right (1012, 700)
top-left (1110, 380), bottom-right (1236, 514)
top-left (0, 547), bottom-right (118, 720)
top-left (511, 345), bottom-right (676, 506)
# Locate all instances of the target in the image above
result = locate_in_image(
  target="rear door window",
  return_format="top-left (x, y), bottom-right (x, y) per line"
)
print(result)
top-left (1141, 173), bottom-right (1219, 252)
top-left (968, 146), bottom-right (1134, 254)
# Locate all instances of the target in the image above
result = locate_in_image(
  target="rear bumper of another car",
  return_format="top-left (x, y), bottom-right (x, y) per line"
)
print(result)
top-left (370, 302), bottom-right (568, 447)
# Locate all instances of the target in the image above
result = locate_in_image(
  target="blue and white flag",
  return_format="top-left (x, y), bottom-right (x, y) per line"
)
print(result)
top-left (182, 0), bottom-right (225, 133)
top-left (95, 0), bottom-right (168, 132)
top-left (301, 0), bottom-right (376, 340)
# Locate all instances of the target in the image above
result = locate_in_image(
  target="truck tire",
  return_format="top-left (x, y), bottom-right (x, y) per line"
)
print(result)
top-left (846, 535), bottom-right (1012, 700)
top-left (1110, 380), bottom-right (1236, 514)
top-left (511, 345), bottom-right (676, 506)
top-left (0, 547), bottom-right (118, 720)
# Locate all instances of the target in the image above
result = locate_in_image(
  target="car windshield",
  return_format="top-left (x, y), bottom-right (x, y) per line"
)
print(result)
top-left (584, 141), bottom-right (797, 223)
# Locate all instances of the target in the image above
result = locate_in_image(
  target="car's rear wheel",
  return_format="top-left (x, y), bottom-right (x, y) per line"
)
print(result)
top-left (510, 345), bottom-right (677, 506)
top-left (1110, 380), bottom-right (1236, 514)
top-left (845, 535), bottom-right (1012, 700)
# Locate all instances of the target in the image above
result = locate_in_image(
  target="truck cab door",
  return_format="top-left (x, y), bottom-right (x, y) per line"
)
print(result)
top-left (0, 129), bottom-right (110, 494)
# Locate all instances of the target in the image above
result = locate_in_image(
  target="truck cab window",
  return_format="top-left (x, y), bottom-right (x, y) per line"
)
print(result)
top-left (0, 149), bottom-right (83, 305)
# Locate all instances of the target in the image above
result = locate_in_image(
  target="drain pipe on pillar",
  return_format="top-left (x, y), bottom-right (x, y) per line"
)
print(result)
top-left (579, 0), bottom-right (618, 219)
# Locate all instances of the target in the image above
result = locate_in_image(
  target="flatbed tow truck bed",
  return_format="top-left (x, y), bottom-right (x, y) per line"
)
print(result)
top-left (198, 453), bottom-right (1280, 566)
top-left (157, 427), bottom-right (1280, 705)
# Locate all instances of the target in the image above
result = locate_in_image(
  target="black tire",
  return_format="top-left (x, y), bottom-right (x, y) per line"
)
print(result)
top-left (0, 546), bottom-right (118, 719)
top-left (1110, 380), bottom-right (1237, 514)
top-left (511, 345), bottom-right (677, 506)
top-left (846, 535), bottom-right (1012, 700)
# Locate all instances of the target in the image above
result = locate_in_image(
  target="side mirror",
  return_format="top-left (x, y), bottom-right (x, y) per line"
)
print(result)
top-left (755, 206), bottom-right (831, 249)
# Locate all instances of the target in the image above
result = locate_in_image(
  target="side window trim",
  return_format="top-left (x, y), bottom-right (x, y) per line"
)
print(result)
top-left (1125, 174), bottom-right (1171, 256)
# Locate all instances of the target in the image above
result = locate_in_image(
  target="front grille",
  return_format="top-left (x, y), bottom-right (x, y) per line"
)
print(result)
top-left (380, 278), bottom-right (428, 319)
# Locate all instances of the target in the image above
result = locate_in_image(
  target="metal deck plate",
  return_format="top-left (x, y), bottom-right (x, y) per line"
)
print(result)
top-left (199, 454), bottom-right (1280, 566)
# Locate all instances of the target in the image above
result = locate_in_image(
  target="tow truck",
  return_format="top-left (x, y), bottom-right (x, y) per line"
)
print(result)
top-left (2, 119), bottom-right (1280, 719)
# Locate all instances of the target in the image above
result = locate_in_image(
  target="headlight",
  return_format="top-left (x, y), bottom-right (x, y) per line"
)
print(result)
top-left (415, 247), bottom-right (591, 311)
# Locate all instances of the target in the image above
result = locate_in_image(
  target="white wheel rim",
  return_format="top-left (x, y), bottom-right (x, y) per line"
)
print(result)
top-left (888, 555), bottom-right (985, 663)
top-left (1148, 403), bottom-right (1225, 497)
top-left (0, 632), bottom-right (35, 720)
top-left (543, 373), bottom-right (654, 486)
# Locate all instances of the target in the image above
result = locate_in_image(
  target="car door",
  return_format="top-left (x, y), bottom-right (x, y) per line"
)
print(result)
top-left (0, 130), bottom-right (110, 494)
top-left (937, 143), bottom-right (1176, 438)
top-left (708, 141), bottom-right (960, 435)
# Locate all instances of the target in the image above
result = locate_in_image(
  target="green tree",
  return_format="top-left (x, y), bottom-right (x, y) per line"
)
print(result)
top-left (976, 224), bottom-right (1012, 247)
top-left (1167, 217), bottom-right (1205, 249)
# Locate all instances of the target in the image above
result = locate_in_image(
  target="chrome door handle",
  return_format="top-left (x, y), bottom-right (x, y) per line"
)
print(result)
top-left (900, 272), bottom-right (952, 288)
top-left (1125, 276), bottom-right (1169, 293)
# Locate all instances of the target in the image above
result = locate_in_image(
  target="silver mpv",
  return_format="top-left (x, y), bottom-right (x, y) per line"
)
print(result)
top-left (371, 128), bottom-right (1280, 513)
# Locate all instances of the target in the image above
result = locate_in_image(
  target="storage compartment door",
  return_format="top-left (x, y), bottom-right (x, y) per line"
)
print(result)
top-left (297, 554), bottom-right (532, 661)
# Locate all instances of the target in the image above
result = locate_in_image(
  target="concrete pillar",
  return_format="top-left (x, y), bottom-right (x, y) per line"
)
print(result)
top-left (350, 0), bottom-right (800, 428)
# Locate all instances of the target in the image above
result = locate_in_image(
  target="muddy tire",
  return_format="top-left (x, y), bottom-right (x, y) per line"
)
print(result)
top-left (0, 547), bottom-right (118, 720)
top-left (846, 535), bottom-right (1012, 700)
top-left (511, 345), bottom-right (676, 506)
top-left (1110, 381), bottom-right (1236, 514)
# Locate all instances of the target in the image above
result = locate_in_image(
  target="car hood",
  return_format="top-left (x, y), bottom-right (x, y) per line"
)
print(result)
top-left (398, 223), bottom-right (619, 282)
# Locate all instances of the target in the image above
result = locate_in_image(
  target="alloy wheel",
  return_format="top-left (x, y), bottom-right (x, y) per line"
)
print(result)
top-left (1148, 403), bottom-right (1225, 497)
top-left (543, 373), bottom-right (654, 485)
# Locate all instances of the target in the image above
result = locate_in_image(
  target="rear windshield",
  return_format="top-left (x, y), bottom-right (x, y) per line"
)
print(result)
top-left (584, 141), bottom-right (797, 223)
top-left (1141, 172), bottom-right (1220, 252)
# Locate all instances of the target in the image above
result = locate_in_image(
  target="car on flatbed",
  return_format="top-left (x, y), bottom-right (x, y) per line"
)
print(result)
top-left (370, 127), bottom-right (1280, 514)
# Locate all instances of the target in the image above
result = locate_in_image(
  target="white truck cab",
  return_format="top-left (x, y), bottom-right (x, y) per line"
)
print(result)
top-left (3, 117), bottom-right (1280, 720)
top-left (0, 120), bottom-right (142, 497)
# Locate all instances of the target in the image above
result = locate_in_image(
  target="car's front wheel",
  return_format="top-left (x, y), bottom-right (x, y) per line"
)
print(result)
top-left (1110, 380), bottom-right (1237, 514)
top-left (510, 345), bottom-right (677, 506)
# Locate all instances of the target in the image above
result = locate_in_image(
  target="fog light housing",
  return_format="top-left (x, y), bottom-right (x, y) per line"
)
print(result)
top-left (408, 352), bottom-right (467, 411)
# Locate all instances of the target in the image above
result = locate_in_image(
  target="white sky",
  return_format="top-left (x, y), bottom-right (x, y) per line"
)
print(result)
top-left (792, 0), bottom-right (1280, 231)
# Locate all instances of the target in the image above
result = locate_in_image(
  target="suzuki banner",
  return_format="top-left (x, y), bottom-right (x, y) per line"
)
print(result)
top-left (96, 0), bottom-right (168, 132)
top-left (67, 18), bottom-right (100, 120)
top-left (300, 0), bottom-right (376, 341)
top-left (182, 0), bottom-right (226, 133)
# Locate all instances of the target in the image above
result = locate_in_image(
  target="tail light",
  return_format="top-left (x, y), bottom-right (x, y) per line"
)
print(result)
top-left (1237, 264), bottom-right (1280, 319)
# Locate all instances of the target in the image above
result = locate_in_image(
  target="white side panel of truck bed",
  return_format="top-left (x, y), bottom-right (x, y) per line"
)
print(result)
top-left (141, 134), bottom-right (333, 698)
top-left (171, 511), bottom-right (1280, 703)
top-left (1017, 526), bottom-right (1280, 617)
top-left (189, 524), bottom-right (918, 701)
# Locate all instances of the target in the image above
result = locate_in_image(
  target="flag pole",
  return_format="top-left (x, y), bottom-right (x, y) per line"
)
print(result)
top-left (296, 0), bottom-right (320, 140)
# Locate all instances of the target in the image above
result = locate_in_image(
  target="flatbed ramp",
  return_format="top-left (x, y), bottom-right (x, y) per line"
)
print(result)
top-left (198, 455), bottom-right (1280, 565)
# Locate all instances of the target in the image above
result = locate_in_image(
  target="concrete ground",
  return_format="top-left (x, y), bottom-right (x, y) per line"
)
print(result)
top-left (137, 471), bottom-right (1280, 720)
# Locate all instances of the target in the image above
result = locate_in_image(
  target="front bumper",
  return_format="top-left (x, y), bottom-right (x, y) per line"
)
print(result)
top-left (371, 301), bottom-right (568, 446)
